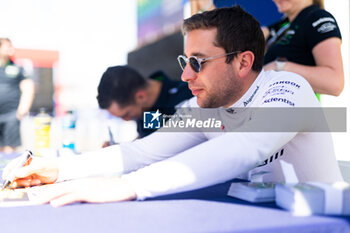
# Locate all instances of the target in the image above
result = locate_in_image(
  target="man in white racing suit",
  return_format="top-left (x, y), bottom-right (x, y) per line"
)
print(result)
top-left (2, 6), bottom-right (342, 206)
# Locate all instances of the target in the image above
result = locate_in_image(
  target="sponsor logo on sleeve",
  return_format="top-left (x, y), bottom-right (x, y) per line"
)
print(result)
top-left (262, 86), bottom-right (295, 99)
top-left (243, 86), bottom-right (259, 107)
top-left (258, 149), bottom-right (284, 167)
top-left (263, 97), bottom-right (295, 106)
top-left (312, 17), bottom-right (335, 27)
top-left (268, 80), bottom-right (300, 89)
top-left (317, 22), bottom-right (337, 33)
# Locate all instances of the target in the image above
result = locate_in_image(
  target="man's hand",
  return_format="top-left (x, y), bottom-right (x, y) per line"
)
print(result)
top-left (2, 157), bottom-right (59, 188)
top-left (34, 176), bottom-right (136, 207)
top-left (16, 110), bottom-right (27, 120)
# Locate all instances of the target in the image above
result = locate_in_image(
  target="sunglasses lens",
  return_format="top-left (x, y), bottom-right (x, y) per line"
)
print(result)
top-left (189, 57), bottom-right (200, 73)
top-left (178, 56), bottom-right (187, 70)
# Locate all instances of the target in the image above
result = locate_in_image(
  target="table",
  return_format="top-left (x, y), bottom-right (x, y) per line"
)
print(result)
top-left (0, 153), bottom-right (349, 233)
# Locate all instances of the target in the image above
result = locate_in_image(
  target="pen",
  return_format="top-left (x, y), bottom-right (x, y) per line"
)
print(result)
top-left (108, 126), bottom-right (116, 145)
top-left (2, 150), bottom-right (33, 190)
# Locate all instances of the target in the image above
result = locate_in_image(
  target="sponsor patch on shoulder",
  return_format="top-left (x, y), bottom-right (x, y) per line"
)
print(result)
top-left (317, 22), bottom-right (337, 33)
top-left (312, 17), bottom-right (335, 27)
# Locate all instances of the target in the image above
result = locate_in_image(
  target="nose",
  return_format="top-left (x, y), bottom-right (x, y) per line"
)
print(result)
top-left (181, 63), bottom-right (197, 83)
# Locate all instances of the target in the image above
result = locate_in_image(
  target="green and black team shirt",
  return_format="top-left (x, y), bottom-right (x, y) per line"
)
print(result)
top-left (264, 4), bottom-right (342, 66)
top-left (136, 71), bottom-right (193, 138)
top-left (0, 60), bottom-right (28, 114)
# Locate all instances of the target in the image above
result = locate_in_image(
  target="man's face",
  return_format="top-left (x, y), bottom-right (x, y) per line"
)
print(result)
top-left (107, 101), bottom-right (143, 121)
top-left (0, 40), bottom-right (14, 59)
top-left (181, 28), bottom-right (243, 108)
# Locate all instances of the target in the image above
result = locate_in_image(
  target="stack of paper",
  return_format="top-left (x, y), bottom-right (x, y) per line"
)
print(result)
top-left (0, 188), bottom-right (35, 207)
top-left (275, 182), bottom-right (350, 216)
top-left (227, 182), bottom-right (276, 203)
top-left (0, 184), bottom-right (52, 207)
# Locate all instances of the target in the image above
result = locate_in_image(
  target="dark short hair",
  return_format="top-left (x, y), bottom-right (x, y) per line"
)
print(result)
top-left (182, 6), bottom-right (265, 72)
top-left (97, 66), bottom-right (147, 109)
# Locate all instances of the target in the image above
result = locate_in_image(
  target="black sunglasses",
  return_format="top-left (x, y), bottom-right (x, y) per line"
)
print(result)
top-left (177, 51), bottom-right (241, 73)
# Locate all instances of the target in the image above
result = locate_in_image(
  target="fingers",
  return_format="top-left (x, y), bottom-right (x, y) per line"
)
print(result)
top-left (28, 177), bottom-right (137, 207)
top-left (15, 164), bottom-right (40, 179)
top-left (50, 193), bottom-right (82, 207)
top-left (30, 183), bottom-right (66, 205)
top-left (12, 178), bottom-right (42, 188)
top-left (32, 182), bottom-right (83, 207)
top-left (12, 158), bottom-right (58, 185)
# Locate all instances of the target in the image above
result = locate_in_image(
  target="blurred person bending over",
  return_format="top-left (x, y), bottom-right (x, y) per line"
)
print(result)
top-left (263, 0), bottom-right (344, 97)
top-left (0, 38), bottom-right (34, 153)
top-left (3, 6), bottom-right (342, 206)
top-left (97, 65), bottom-right (193, 143)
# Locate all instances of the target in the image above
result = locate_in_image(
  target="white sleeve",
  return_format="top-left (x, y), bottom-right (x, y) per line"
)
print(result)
top-left (57, 96), bottom-right (205, 181)
top-left (122, 131), bottom-right (297, 200)
top-left (119, 131), bottom-right (207, 173)
top-left (57, 131), bottom-right (207, 181)
top-left (57, 145), bottom-right (124, 181)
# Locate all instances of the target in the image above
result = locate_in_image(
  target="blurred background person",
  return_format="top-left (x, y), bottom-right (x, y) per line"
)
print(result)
top-left (97, 65), bottom-right (193, 146)
top-left (263, 0), bottom-right (344, 99)
top-left (0, 38), bottom-right (34, 154)
top-left (189, 0), bottom-right (216, 15)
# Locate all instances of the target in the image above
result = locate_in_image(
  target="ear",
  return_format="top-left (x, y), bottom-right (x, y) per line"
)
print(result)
top-left (236, 51), bottom-right (255, 78)
top-left (134, 90), bottom-right (148, 105)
